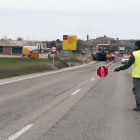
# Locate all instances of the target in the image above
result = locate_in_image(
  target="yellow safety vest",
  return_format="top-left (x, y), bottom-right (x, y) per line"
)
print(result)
top-left (132, 51), bottom-right (140, 78)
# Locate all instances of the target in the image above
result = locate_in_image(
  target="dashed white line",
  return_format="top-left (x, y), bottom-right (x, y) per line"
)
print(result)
top-left (71, 89), bottom-right (81, 96)
top-left (6, 124), bottom-right (33, 140)
top-left (91, 78), bottom-right (95, 81)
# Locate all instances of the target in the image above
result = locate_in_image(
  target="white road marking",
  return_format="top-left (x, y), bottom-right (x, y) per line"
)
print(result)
top-left (6, 124), bottom-right (33, 140)
top-left (0, 74), bottom-right (50, 86)
top-left (71, 89), bottom-right (81, 96)
top-left (91, 78), bottom-right (95, 81)
top-left (0, 61), bottom-right (96, 86)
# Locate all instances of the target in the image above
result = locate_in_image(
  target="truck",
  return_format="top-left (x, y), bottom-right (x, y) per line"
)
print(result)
top-left (92, 44), bottom-right (111, 61)
top-left (118, 47), bottom-right (125, 57)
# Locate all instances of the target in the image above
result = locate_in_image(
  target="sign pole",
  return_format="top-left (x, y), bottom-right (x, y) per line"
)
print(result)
top-left (50, 46), bottom-right (57, 67)
top-left (68, 49), bottom-right (70, 62)
top-left (69, 50), bottom-right (70, 62)
top-left (53, 53), bottom-right (54, 66)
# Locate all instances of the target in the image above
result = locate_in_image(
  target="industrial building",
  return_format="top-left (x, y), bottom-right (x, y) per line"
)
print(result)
top-left (0, 40), bottom-right (44, 55)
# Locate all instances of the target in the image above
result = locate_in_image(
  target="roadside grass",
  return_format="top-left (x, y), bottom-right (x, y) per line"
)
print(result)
top-left (0, 58), bottom-right (52, 69)
top-left (0, 68), bottom-right (52, 79)
top-left (0, 58), bottom-right (69, 79)
top-left (57, 60), bottom-right (69, 68)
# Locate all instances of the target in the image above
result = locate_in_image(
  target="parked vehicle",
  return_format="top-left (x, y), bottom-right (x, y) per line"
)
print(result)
top-left (121, 56), bottom-right (130, 64)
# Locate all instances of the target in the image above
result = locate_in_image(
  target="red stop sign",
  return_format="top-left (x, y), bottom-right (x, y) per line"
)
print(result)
top-left (97, 66), bottom-right (108, 78)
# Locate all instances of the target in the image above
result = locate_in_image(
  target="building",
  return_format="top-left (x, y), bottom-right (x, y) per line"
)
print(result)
top-left (0, 40), bottom-right (44, 55)
top-left (120, 41), bottom-right (131, 45)
top-left (86, 35), bottom-right (115, 45)
top-left (86, 39), bottom-right (96, 45)
top-left (95, 35), bottom-right (115, 44)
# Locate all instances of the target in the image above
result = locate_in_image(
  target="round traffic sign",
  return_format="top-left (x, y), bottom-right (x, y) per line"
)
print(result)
top-left (97, 66), bottom-right (108, 78)
top-left (51, 46), bottom-right (57, 53)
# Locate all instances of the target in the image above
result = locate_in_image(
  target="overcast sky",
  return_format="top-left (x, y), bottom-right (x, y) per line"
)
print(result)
top-left (0, 0), bottom-right (140, 41)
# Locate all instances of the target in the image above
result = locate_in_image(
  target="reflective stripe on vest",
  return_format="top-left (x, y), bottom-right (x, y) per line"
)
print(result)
top-left (132, 51), bottom-right (140, 78)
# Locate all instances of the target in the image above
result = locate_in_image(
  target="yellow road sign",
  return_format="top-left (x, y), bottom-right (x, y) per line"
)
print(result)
top-left (63, 35), bottom-right (77, 50)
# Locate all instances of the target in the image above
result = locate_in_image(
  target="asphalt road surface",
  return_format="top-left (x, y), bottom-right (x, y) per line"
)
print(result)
top-left (0, 58), bottom-right (140, 140)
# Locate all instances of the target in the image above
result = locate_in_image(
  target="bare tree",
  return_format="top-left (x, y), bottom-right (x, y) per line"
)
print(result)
top-left (50, 41), bottom-right (56, 47)
top-left (17, 37), bottom-right (24, 41)
top-left (56, 39), bottom-right (61, 43)
top-left (77, 39), bottom-right (85, 53)
top-left (2, 36), bottom-right (9, 40)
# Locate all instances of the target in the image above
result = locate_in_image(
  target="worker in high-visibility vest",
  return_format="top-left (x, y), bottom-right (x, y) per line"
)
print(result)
top-left (114, 41), bottom-right (140, 111)
top-left (106, 53), bottom-right (111, 63)
top-left (111, 54), bottom-right (115, 62)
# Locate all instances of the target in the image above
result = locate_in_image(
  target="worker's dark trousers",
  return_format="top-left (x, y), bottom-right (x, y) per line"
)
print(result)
top-left (133, 78), bottom-right (140, 104)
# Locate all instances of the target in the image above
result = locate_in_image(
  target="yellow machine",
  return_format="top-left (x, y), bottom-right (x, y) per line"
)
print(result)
top-left (22, 44), bottom-right (47, 58)
top-left (119, 54), bottom-right (125, 57)
top-left (22, 46), bottom-right (38, 57)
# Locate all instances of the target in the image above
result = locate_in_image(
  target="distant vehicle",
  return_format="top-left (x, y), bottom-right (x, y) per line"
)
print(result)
top-left (121, 56), bottom-right (130, 64)
top-left (118, 47), bottom-right (125, 57)
top-left (49, 51), bottom-right (59, 59)
top-left (82, 51), bottom-right (85, 55)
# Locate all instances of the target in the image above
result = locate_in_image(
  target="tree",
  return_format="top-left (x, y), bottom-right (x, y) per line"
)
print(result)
top-left (17, 37), bottom-right (24, 41)
top-left (2, 36), bottom-right (9, 40)
top-left (56, 39), bottom-right (61, 43)
top-left (50, 41), bottom-right (56, 47)
top-left (76, 39), bottom-right (85, 53)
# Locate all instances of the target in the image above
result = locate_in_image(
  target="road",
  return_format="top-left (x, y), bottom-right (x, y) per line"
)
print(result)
top-left (0, 58), bottom-right (140, 140)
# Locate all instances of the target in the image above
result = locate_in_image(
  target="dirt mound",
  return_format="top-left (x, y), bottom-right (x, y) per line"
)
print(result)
top-left (62, 58), bottom-right (81, 63)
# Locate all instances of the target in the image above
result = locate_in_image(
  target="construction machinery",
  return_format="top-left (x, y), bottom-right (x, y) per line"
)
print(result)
top-left (92, 44), bottom-right (111, 61)
top-left (22, 44), bottom-right (47, 58)
top-left (91, 48), bottom-right (98, 60)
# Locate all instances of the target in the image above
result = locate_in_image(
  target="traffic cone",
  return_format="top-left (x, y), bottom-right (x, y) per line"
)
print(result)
top-left (106, 63), bottom-right (109, 68)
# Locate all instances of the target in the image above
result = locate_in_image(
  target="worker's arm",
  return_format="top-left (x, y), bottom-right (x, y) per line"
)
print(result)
top-left (114, 55), bottom-right (135, 72)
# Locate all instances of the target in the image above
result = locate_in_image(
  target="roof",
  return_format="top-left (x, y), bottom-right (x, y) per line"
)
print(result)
top-left (0, 40), bottom-right (44, 47)
top-left (98, 44), bottom-right (109, 46)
